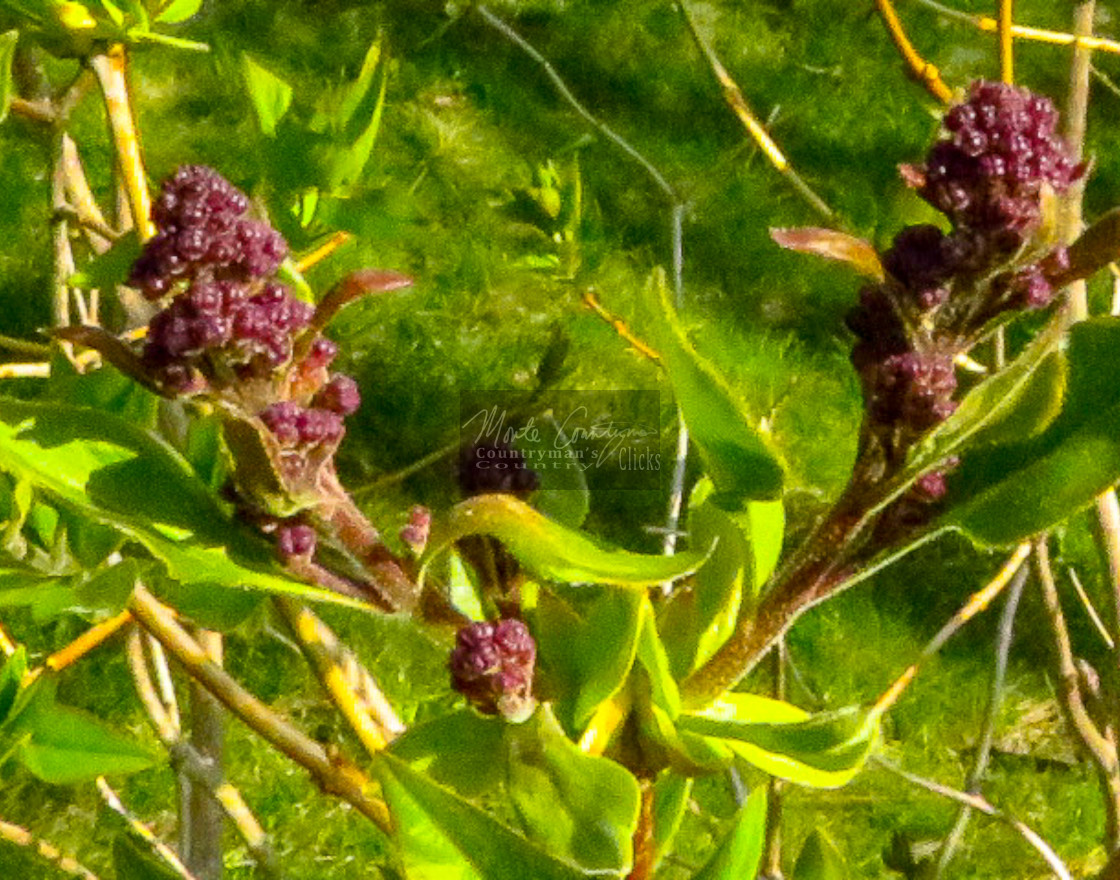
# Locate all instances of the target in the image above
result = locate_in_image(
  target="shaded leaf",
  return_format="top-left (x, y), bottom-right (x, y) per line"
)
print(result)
top-left (374, 750), bottom-right (588, 880)
top-left (0, 646), bottom-right (26, 725)
top-left (641, 267), bottom-right (783, 507)
top-left (9, 679), bottom-right (157, 783)
top-left (112, 835), bottom-right (183, 880)
top-left (506, 706), bottom-right (641, 874)
top-left (531, 586), bottom-right (643, 730)
top-left (389, 710), bottom-right (508, 798)
top-left (423, 494), bottom-right (712, 589)
top-left (0, 398), bottom-right (380, 615)
top-left (943, 318), bottom-right (1120, 546)
top-left (792, 829), bottom-right (847, 880)
top-left (693, 784), bottom-right (767, 880)
top-left (770, 227), bottom-right (884, 281)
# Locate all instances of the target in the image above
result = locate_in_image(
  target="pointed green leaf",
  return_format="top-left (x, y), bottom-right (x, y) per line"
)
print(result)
top-left (532, 586), bottom-right (643, 730)
top-left (112, 834), bottom-right (185, 880)
top-left (679, 697), bottom-right (879, 788)
top-left (651, 770), bottom-right (692, 864)
top-left (241, 54), bottom-right (292, 138)
top-left (389, 710), bottom-right (508, 799)
top-left (942, 318), bottom-right (1120, 546)
top-left (0, 647), bottom-right (26, 725)
top-left (693, 785), bottom-right (768, 880)
top-left (636, 596), bottom-right (680, 718)
top-left (641, 267), bottom-right (783, 507)
top-left (374, 750), bottom-right (588, 880)
top-left (0, 30), bottom-right (18, 124)
top-left (423, 494), bottom-right (712, 589)
top-left (506, 707), bottom-right (641, 874)
top-left (10, 679), bottom-right (157, 783)
top-left (792, 829), bottom-right (847, 880)
top-left (153, 0), bottom-right (201, 24)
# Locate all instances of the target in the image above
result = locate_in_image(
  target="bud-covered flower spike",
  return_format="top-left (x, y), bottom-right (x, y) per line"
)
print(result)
top-left (449, 618), bottom-right (537, 722)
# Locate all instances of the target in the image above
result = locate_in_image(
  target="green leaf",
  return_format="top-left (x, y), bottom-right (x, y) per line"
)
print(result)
top-left (942, 318), bottom-right (1120, 546)
top-left (651, 770), bottom-right (692, 864)
top-left (423, 494), bottom-right (712, 589)
top-left (0, 398), bottom-right (381, 616)
top-left (693, 785), bottom-right (768, 880)
top-left (0, 647), bottom-right (27, 725)
top-left (679, 696), bottom-right (879, 788)
top-left (241, 54), bottom-right (292, 138)
top-left (532, 586), bottom-right (643, 730)
top-left (792, 829), bottom-right (847, 880)
top-left (0, 30), bottom-right (18, 124)
top-left (896, 318), bottom-right (1065, 499)
top-left (660, 480), bottom-right (783, 679)
top-left (641, 267), bottom-right (783, 507)
top-left (9, 679), bottom-right (157, 783)
top-left (506, 707), bottom-right (641, 874)
top-left (389, 710), bottom-right (508, 799)
top-left (152, 0), bottom-right (201, 24)
top-left (374, 750), bottom-right (589, 880)
top-left (636, 596), bottom-right (680, 719)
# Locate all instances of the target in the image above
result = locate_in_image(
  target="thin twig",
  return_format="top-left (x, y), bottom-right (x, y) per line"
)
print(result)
top-left (999, 0), bottom-right (1015, 83)
top-left (275, 598), bottom-right (404, 758)
top-left (933, 563), bottom-right (1029, 877)
top-left (916, 0), bottom-right (1120, 56)
top-left (0, 815), bottom-right (99, 880)
top-left (42, 610), bottom-right (133, 674)
top-left (0, 334), bottom-right (51, 357)
top-left (874, 758), bottom-right (1073, 880)
top-left (89, 46), bottom-right (155, 242)
top-left (127, 629), bottom-right (282, 878)
top-left (1035, 538), bottom-right (1120, 846)
top-left (127, 584), bottom-right (392, 833)
top-left (872, 0), bottom-right (955, 103)
top-left (0, 362), bottom-right (51, 379)
top-left (679, 1), bottom-right (834, 219)
top-left (97, 777), bottom-right (199, 880)
top-left (475, 5), bottom-right (677, 204)
top-left (581, 290), bottom-right (661, 363)
top-left (1068, 568), bottom-right (1115, 649)
top-left (874, 542), bottom-right (1031, 715)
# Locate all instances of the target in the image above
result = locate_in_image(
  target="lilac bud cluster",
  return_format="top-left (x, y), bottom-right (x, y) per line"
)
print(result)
top-left (129, 165), bottom-right (286, 299)
top-left (449, 618), bottom-right (537, 722)
top-left (128, 166), bottom-right (369, 563)
top-left (458, 442), bottom-right (541, 498)
top-left (922, 81), bottom-right (1079, 240)
top-left (846, 82), bottom-right (1079, 476)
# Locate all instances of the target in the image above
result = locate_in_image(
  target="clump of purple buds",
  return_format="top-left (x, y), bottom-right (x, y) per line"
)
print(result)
top-left (449, 618), bottom-right (537, 722)
top-left (127, 166), bottom-right (374, 562)
top-left (844, 81), bottom-right (1080, 480)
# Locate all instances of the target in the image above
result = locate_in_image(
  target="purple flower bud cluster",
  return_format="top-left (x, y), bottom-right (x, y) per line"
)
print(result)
top-left (449, 618), bottom-right (537, 722)
top-left (129, 165), bottom-right (286, 299)
top-left (128, 167), bottom-right (371, 564)
top-left (845, 82), bottom-right (1079, 478)
top-left (922, 82), bottom-right (1079, 240)
top-left (458, 442), bottom-right (541, 498)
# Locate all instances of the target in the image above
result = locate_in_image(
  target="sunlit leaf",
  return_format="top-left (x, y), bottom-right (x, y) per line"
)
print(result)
top-left (153, 0), bottom-right (201, 24)
top-left (241, 53), bottom-right (292, 138)
top-left (423, 494), bottom-right (712, 589)
top-left (374, 750), bottom-right (589, 880)
top-left (0, 30), bottom-right (18, 124)
top-left (679, 696), bottom-right (879, 788)
top-left (792, 829), bottom-right (848, 880)
top-left (9, 679), bottom-right (157, 783)
top-left (641, 267), bottom-right (784, 508)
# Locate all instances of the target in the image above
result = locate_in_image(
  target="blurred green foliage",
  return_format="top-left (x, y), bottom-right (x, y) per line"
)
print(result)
top-left (2, 0), bottom-right (1120, 876)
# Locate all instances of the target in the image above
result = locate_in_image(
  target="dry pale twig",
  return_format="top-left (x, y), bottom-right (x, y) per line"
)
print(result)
top-left (97, 777), bottom-right (199, 880)
top-left (0, 815), bottom-right (100, 880)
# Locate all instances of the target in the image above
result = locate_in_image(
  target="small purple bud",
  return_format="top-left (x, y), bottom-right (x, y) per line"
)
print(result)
top-left (278, 523), bottom-right (316, 560)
